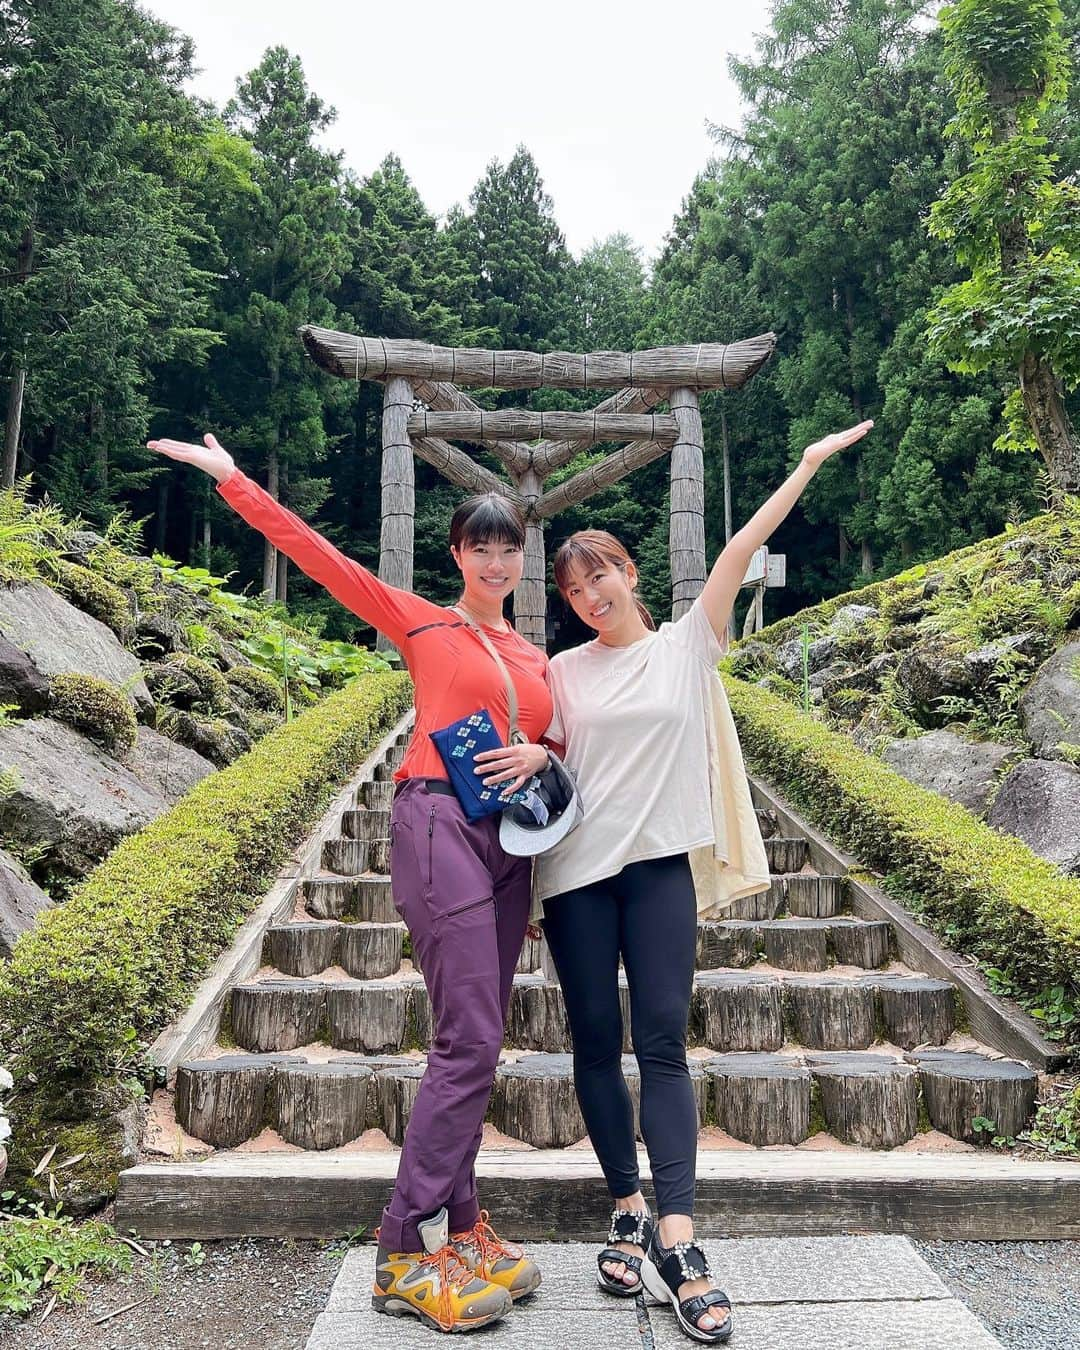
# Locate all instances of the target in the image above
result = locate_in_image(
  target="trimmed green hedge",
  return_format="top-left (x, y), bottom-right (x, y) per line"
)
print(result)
top-left (0, 672), bottom-right (412, 1085)
top-left (725, 676), bottom-right (1080, 1035)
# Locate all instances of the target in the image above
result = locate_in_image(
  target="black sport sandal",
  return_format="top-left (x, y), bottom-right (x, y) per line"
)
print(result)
top-left (596, 1206), bottom-right (654, 1296)
top-left (641, 1230), bottom-right (732, 1343)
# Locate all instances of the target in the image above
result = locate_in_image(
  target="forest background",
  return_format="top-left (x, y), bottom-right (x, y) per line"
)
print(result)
top-left (3, 0), bottom-right (1079, 651)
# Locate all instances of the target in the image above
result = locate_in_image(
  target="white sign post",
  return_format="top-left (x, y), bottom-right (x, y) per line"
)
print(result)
top-left (738, 547), bottom-right (786, 638)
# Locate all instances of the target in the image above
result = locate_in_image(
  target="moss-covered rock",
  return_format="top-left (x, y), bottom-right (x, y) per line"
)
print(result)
top-left (49, 673), bottom-right (138, 756)
top-left (159, 709), bottom-right (252, 766)
top-left (145, 653), bottom-right (230, 715)
top-left (53, 561), bottom-right (131, 635)
top-left (225, 664), bottom-right (287, 713)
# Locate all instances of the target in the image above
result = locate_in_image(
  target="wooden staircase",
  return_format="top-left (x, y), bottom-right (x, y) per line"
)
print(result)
top-left (116, 715), bottom-right (1080, 1240)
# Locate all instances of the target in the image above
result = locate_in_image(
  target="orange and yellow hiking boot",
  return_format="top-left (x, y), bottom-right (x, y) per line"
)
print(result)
top-left (372, 1207), bottom-right (513, 1333)
top-left (451, 1209), bottom-right (542, 1301)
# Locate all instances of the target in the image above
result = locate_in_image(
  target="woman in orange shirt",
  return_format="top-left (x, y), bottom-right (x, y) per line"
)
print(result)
top-left (149, 433), bottom-right (551, 1336)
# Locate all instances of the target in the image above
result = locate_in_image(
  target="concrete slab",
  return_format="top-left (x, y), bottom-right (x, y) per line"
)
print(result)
top-left (648, 1299), bottom-right (1002, 1349)
top-left (324, 1237), bottom-right (948, 1312)
top-left (308, 1239), bottom-right (1002, 1348)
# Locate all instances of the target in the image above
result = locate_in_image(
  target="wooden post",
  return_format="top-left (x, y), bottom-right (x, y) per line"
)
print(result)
top-left (378, 377), bottom-right (415, 652)
top-left (669, 387), bottom-right (707, 619)
top-left (515, 469), bottom-right (547, 649)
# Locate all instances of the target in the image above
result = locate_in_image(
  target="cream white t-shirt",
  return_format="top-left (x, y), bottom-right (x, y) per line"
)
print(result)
top-left (535, 599), bottom-right (727, 902)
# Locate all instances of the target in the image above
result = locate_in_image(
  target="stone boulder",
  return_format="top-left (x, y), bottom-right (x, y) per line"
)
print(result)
top-left (883, 624), bottom-right (921, 652)
top-left (0, 633), bottom-right (51, 714)
top-left (776, 634), bottom-right (838, 682)
top-left (0, 582), bottom-right (152, 716)
top-left (894, 642), bottom-right (975, 718)
top-left (823, 651), bottom-right (900, 699)
top-left (963, 632), bottom-right (1045, 689)
top-left (0, 846), bottom-right (52, 958)
top-left (165, 710), bottom-right (253, 767)
top-left (829, 604), bottom-right (879, 632)
top-left (882, 730), bottom-right (1021, 817)
top-left (987, 759), bottom-right (1080, 874)
top-left (0, 718), bottom-right (167, 880)
top-left (132, 613), bottom-right (186, 659)
top-left (1019, 642), bottom-right (1080, 759)
top-left (128, 726), bottom-right (216, 804)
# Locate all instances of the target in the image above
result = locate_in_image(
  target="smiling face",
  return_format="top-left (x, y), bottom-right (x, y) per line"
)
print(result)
top-left (561, 553), bottom-right (640, 634)
top-left (451, 538), bottom-right (525, 605)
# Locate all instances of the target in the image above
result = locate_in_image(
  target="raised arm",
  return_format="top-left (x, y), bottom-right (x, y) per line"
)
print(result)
top-left (697, 420), bottom-right (874, 641)
top-left (147, 433), bottom-right (440, 647)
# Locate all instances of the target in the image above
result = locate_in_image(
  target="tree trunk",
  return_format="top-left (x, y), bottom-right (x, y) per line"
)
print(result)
top-left (1019, 352), bottom-right (1080, 494)
top-left (202, 517), bottom-right (211, 568)
top-left (515, 469), bottom-right (546, 648)
top-left (155, 478), bottom-right (169, 552)
top-left (669, 388), bottom-right (707, 619)
top-left (2, 225), bottom-right (35, 490)
top-left (377, 376), bottom-right (415, 654)
top-left (275, 462), bottom-right (288, 603)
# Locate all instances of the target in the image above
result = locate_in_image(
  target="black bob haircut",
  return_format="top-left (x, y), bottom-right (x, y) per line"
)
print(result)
top-left (449, 493), bottom-right (527, 552)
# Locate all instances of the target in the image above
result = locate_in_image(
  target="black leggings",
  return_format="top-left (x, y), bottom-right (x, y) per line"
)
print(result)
top-left (541, 852), bottom-right (698, 1217)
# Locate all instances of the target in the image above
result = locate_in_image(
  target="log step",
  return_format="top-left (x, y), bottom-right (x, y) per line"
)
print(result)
top-left (697, 918), bottom-right (890, 972)
top-left (321, 836), bottom-right (390, 876)
top-left (230, 969), bottom-right (959, 1057)
top-left (708, 1053), bottom-right (811, 1146)
top-left (871, 975), bottom-right (958, 1050)
top-left (807, 1052), bottom-right (920, 1148)
top-left (303, 875), bottom-right (397, 923)
top-left (358, 780), bottom-right (394, 811)
top-left (905, 1050), bottom-right (1038, 1143)
top-left (340, 807), bottom-right (391, 841)
top-left (754, 808), bottom-right (778, 839)
top-left (723, 873), bottom-right (844, 921)
top-left (174, 1047), bottom-right (1040, 1153)
top-left (265, 921), bottom-right (406, 980)
top-left (765, 837), bottom-right (809, 873)
top-left (175, 1053), bottom-right (413, 1149)
top-left (488, 1054), bottom-right (711, 1150)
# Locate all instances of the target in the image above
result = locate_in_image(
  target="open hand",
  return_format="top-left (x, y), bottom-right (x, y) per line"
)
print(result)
top-left (801, 420), bottom-right (874, 470)
top-left (474, 742), bottom-right (550, 795)
top-left (146, 433), bottom-right (236, 484)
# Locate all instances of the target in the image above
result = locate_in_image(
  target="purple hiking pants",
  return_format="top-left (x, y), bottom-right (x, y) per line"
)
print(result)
top-left (377, 778), bottom-right (531, 1253)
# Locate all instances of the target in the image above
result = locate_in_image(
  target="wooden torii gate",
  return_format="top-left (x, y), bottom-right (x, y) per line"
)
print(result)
top-left (301, 328), bottom-right (775, 649)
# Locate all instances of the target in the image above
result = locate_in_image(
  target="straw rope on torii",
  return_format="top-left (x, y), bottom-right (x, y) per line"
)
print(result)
top-left (300, 327), bottom-right (776, 649)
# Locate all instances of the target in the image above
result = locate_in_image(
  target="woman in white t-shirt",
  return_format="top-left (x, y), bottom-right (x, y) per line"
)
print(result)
top-left (528, 419), bottom-right (872, 1344)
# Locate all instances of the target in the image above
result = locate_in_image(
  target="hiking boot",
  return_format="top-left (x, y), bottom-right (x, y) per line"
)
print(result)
top-left (372, 1207), bottom-right (513, 1333)
top-left (451, 1209), bottom-right (542, 1301)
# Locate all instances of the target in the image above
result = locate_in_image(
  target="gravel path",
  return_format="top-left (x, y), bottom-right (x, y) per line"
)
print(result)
top-left (0, 1236), bottom-right (345, 1350)
top-left (915, 1241), bottom-right (1080, 1350)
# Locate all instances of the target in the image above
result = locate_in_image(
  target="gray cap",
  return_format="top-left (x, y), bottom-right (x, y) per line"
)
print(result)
top-left (499, 750), bottom-right (583, 857)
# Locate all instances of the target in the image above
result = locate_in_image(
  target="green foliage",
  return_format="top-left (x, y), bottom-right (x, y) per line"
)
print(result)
top-left (48, 674), bottom-right (138, 756)
top-left (0, 1198), bottom-right (131, 1316)
top-left (0, 483), bottom-right (73, 584)
top-left (0, 673), bottom-right (411, 1089)
top-left (927, 0), bottom-right (1080, 481)
top-left (1021, 1079), bottom-right (1080, 1155)
top-left (160, 653), bottom-right (230, 713)
top-left (53, 561), bottom-right (130, 633)
top-left (725, 675), bottom-right (1080, 1039)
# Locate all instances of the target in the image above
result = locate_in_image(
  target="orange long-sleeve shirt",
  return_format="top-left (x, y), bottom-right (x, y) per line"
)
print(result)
top-left (217, 470), bottom-right (552, 782)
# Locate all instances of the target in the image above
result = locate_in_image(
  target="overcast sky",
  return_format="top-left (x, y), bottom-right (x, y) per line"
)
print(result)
top-left (143, 0), bottom-right (777, 260)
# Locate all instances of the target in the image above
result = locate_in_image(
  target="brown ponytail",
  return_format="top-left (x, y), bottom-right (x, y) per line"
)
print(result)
top-left (552, 530), bottom-right (656, 630)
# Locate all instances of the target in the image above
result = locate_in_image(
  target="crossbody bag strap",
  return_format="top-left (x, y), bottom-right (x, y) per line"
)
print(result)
top-left (452, 606), bottom-right (525, 744)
